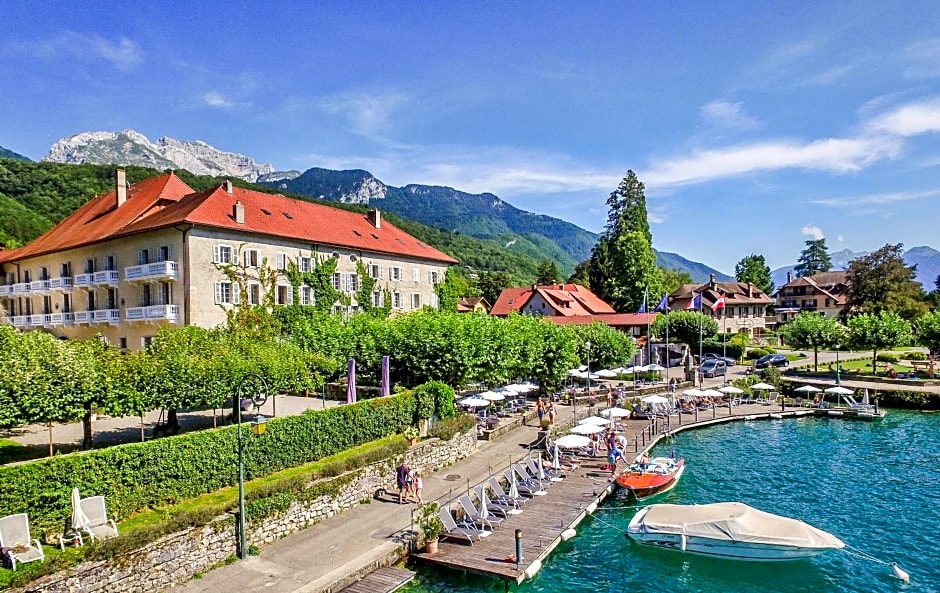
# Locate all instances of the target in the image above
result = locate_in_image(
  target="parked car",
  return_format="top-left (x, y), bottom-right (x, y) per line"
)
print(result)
top-left (702, 353), bottom-right (736, 366)
top-left (700, 360), bottom-right (727, 378)
top-left (755, 354), bottom-right (789, 369)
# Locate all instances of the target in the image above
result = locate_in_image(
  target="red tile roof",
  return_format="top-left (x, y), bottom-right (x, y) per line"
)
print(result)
top-left (1, 173), bottom-right (457, 265)
top-left (544, 313), bottom-right (658, 327)
top-left (490, 283), bottom-right (616, 316)
top-left (0, 172), bottom-right (193, 264)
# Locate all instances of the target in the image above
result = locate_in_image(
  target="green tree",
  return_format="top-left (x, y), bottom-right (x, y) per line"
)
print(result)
top-left (916, 310), bottom-right (940, 355)
top-left (845, 243), bottom-right (929, 321)
top-left (659, 267), bottom-right (693, 296)
top-left (535, 259), bottom-right (561, 285)
top-left (650, 310), bottom-right (718, 349)
top-left (476, 271), bottom-right (513, 306)
top-left (781, 313), bottom-right (847, 371)
top-left (567, 260), bottom-right (591, 287)
top-left (589, 171), bottom-right (662, 312)
top-left (794, 238), bottom-right (832, 277)
top-left (734, 253), bottom-right (775, 296)
top-left (847, 310), bottom-right (911, 374)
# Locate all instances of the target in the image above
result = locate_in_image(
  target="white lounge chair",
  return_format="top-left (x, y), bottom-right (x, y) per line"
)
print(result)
top-left (0, 514), bottom-right (44, 570)
top-left (843, 394), bottom-right (874, 411)
top-left (78, 496), bottom-right (119, 543)
top-left (763, 392), bottom-right (779, 406)
top-left (487, 476), bottom-right (530, 506)
top-left (436, 507), bottom-right (479, 545)
top-left (475, 484), bottom-right (522, 515)
top-left (457, 494), bottom-right (503, 531)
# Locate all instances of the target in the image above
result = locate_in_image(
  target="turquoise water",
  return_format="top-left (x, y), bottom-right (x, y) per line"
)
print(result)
top-left (402, 411), bottom-right (940, 592)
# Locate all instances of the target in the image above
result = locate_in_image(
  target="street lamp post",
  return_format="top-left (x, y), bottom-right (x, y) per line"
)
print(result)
top-left (235, 374), bottom-right (270, 560)
top-left (835, 344), bottom-right (841, 386)
top-left (583, 341), bottom-right (591, 424)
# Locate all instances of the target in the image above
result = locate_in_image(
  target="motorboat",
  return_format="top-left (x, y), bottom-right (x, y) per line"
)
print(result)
top-left (616, 456), bottom-right (684, 500)
top-left (626, 502), bottom-right (844, 561)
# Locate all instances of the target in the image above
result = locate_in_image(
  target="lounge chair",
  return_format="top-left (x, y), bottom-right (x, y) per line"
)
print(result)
top-left (474, 484), bottom-right (521, 516)
top-left (487, 476), bottom-right (530, 506)
top-left (513, 463), bottom-right (552, 490)
top-left (436, 507), bottom-right (479, 545)
top-left (78, 496), bottom-right (119, 543)
top-left (456, 494), bottom-right (503, 531)
top-left (504, 469), bottom-right (545, 497)
top-left (524, 456), bottom-right (564, 482)
top-left (843, 394), bottom-right (874, 411)
top-left (763, 392), bottom-right (779, 406)
top-left (0, 514), bottom-right (44, 570)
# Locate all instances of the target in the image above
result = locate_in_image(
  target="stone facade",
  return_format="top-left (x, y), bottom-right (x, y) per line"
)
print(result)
top-left (13, 430), bottom-right (477, 593)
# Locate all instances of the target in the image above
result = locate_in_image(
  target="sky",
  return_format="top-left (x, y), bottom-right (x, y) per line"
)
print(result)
top-left (2, 1), bottom-right (940, 274)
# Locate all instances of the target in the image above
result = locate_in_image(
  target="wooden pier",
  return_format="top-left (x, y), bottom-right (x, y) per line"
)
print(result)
top-left (336, 566), bottom-right (415, 593)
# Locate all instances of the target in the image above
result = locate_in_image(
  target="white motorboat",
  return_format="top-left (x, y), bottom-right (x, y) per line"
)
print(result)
top-left (626, 502), bottom-right (844, 561)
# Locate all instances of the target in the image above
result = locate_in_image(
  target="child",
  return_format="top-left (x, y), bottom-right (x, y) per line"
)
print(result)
top-left (413, 471), bottom-right (424, 504)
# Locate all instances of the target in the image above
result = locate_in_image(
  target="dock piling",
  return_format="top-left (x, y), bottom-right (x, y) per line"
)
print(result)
top-left (515, 529), bottom-right (523, 568)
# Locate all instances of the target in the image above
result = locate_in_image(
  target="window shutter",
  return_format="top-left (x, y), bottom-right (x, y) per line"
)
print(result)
top-left (233, 283), bottom-right (241, 304)
top-left (214, 282), bottom-right (222, 304)
top-left (213, 245), bottom-right (220, 263)
top-left (286, 286), bottom-right (293, 305)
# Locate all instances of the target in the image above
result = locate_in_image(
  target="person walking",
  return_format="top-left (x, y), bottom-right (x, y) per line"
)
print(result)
top-left (396, 461), bottom-right (411, 504)
top-left (547, 402), bottom-right (557, 424)
top-left (413, 471), bottom-right (424, 504)
top-left (536, 397), bottom-right (546, 425)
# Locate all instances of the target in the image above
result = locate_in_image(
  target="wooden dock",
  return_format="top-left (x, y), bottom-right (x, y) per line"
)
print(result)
top-left (413, 457), bottom-right (615, 584)
top-left (336, 566), bottom-right (415, 593)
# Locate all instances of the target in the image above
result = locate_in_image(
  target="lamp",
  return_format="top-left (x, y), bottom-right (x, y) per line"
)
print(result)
top-left (835, 344), bottom-right (841, 386)
top-left (235, 374), bottom-right (269, 560)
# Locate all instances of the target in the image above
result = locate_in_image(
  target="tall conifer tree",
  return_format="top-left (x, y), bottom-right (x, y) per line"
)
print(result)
top-left (794, 238), bottom-right (832, 277)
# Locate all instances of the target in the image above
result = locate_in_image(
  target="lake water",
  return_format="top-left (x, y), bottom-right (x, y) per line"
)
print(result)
top-left (401, 410), bottom-right (940, 592)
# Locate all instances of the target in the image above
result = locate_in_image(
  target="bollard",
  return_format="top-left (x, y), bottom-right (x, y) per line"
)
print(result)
top-left (781, 397), bottom-right (785, 412)
top-left (634, 437), bottom-right (638, 452)
top-left (694, 408), bottom-right (698, 422)
top-left (712, 405), bottom-right (716, 419)
top-left (729, 401), bottom-right (733, 416)
top-left (515, 529), bottom-right (523, 568)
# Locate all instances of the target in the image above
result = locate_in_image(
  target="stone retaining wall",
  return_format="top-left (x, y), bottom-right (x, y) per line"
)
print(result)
top-left (15, 430), bottom-right (477, 593)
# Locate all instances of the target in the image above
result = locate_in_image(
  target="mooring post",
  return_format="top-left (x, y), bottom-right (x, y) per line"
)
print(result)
top-left (515, 529), bottom-right (523, 569)
top-left (712, 405), bottom-right (716, 419)
top-left (781, 396), bottom-right (785, 412)
top-left (694, 408), bottom-right (698, 422)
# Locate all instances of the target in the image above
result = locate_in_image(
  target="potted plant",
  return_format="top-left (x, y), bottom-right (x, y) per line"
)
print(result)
top-left (403, 426), bottom-right (420, 445)
top-left (417, 501), bottom-right (445, 554)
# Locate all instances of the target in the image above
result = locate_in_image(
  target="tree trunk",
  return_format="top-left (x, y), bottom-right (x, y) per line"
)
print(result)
top-left (82, 403), bottom-right (94, 450)
top-left (813, 348), bottom-right (819, 372)
top-left (140, 415), bottom-right (145, 442)
top-left (872, 350), bottom-right (878, 374)
top-left (167, 408), bottom-right (179, 429)
top-left (48, 423), bottom-right (53, 457)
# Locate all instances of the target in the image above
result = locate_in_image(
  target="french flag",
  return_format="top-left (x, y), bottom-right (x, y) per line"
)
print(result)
top-left (712, 296), bottom-right (725, 310)
top-left (685, 294), bottom-right (701, 310)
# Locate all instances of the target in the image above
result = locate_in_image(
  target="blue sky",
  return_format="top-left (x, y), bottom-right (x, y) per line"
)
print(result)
top-left (2, 2), bottom-right (940, 274)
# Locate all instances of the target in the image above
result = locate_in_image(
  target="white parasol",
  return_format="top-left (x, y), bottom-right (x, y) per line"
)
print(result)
top-left (595, 369), bottom-right (618, 378)
top-left (479, 390), bottom-right (505, 401)
top-left (700, 389), bottom-right (725, 398)
top-left (641, 394), bottom-right (669, 404)
top-left (570, 423), bottom-right (606, 434)
top-left (683, 388), bottom-right (704, 397)
top-left (824, 386), bottom-right (853, 395)
top-left (719, 385), bottom-right (744, 394)
top-left (458, 396), bottom-right (489, 407)
top-left (554, 434), bottom-right (591, 449)
top-left (70, 487), bottom-right (90, 531)
top-left (578, 415), bottom-right (611, 425)
top-left (600, 406), bottom-right (631, 418)
top-left (644, 364), bottom-right (666, 372)
top-left (750, 382), bottom-right (775, 390)
top-left (795, 385), bottom-right (822, 393)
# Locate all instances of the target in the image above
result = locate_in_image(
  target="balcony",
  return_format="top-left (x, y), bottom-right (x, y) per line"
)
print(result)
top-left (93, 270), bottom-right (120, 287)
top-left (73, 311), bottom-right (91, 324)
top-left (11, 315), bottom-right (27, 328)
top-left (91, 309), bottom-right (120, 325)
top-left (47, 312), bottom-right (74, 326)
top-left (74, 274), bottom-right (94, 289)
top-left (48, 277), bottom-right (74, 292)
top-left (0, 285), bottom-right (11, 297)
top-left (27, 314), bottom-right (45, 327)
top-left (126, 304), bottom-right (180, 323)
top-left (125, 261), bottom-right (179, 283)
top-left (12, 282), bottom-right (29, 295)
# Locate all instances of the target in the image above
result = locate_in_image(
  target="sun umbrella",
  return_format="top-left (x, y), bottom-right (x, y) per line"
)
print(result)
top-left (346, 358), bottom-right (357, 404)
top-left (641, 394), bottom-right (669, 404)
top-left (683, 388), bottom-right (704, 397)
top-left (555, 434), bottom-right (591, 449)
top-left (578, 415), bottom-right (611, 425)
top-left (750, 382), bottom-right (775, 390)
top-left (596, 369), bottom-right (618, 378)
top-left (719, 385), bottom-right (744, 394)
top-left (568, 369), bottom-right (584, 377)
top-left (570, 423), bottom-right (606, 434)
top-left (479, 390), bottom-right (505, 401)
top-left (380, 355), bottom-right (391, 397)
top-left (824, 386), bottom-right (853, 395)
top-left (862, 389), bottom-right (870, 405)
top-left (700, 389), bottom-right (725, 398)
top-left (600, 406), bottom-right (631, 418)
top-left (458, 396), bottom-right (489, 407)
top-left (70, 487), bottom-right (90, 531)
top-left (795, 385), bottom-right (822, 393)
top-left (645, 364), bottom-right (666, 372)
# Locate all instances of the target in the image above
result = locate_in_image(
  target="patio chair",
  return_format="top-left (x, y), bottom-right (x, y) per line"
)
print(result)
top-left (523, 456), bottom-right (564, 482)
top-left (843, 394), bottom-right (874, 411)
top-left (0, 514), bottom-right (44, 570)
top-left (457, 494), bottom-right (503, 531)
top-left (513, 463), bottom-right (552, 490)
top-left (473, 484), bottom-right (521, 516)
top-left (78, 496), bottom-right (119, 543)
top-left (436, 507), bottom-right (479, 545)
top-left (504, 468), bottom-right (546, 497)
top-left (487, 476), bottom-right (530, 506)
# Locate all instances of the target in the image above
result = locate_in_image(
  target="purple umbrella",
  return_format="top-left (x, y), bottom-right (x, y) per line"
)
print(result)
top-left (380, 355), bottom-right (390, 397)
top-left (346, 358), bottom-right (357, 404)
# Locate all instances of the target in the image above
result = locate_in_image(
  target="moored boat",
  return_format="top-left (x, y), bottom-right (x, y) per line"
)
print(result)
top-left (626, 502), bottom-right (844, 561)
top-left (615, 456), bottom-right (684, 500)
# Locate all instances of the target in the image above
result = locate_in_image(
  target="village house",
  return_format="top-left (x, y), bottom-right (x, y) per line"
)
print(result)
top-left (774, 270), bottom-right (849, 323)
top-left (669, 274), bottom-right (775, 337)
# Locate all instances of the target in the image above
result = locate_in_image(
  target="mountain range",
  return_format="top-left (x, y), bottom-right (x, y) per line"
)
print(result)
top-left (771, 247), bottom-right (940, 291)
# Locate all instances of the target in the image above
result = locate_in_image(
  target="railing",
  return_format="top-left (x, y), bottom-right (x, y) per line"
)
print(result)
top-left (91, 309), bottom-right (120, 324)
top-left (27, 314), bottom-right (45, 327)
top-left (74, 273), bottom-right (94, 288)
top-left (73, 311), bottom-right (91, 323)
top-left (126, 304), bottom-right (180, 322)
top-left (93, 270), bottom-right (119, 286)
top-left (28, 280), bottom-right (50, 293)
top-left (48, 277), bottom-right (74, 291)
top-left (12, 282), bottom-right (29, 295)
top-left (11, 315), bottom-right (27, 328)
top-left (46, 312), bottom-right (74, 326)
top-left (124, 261), bottom-right (179, 281)
top-left (0, 285), bottom-right (11, 296)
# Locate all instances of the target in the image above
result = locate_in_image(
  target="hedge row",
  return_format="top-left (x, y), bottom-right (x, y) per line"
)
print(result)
top-left (0, 392), bottom-right (416, 536)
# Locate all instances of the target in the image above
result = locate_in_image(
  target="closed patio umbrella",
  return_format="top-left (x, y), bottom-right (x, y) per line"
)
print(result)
top-left (70, 487), bottom-right (90, 532)
top-left (346, 358), bottom-right (357, 404)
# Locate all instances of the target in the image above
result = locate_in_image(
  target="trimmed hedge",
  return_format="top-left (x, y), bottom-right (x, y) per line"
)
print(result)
top-left (906, 351), bottom-right (928, 361)
top-left (702, 342), bottom-right (745, 360)
top-left (0, 393), bottom-right (416, 537)
top-left (876, 352), bottom-right (901, 363)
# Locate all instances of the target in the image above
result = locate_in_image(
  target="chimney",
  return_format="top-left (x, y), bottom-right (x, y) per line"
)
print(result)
top-left (709, 273), bottom-right (716, 290)
top-left (233, 200), bottom-right (245, 224)
top-left (368, 208), bottom-right (381, 229)
top-left (223, 180), bottom-right (233, 194)
top-left (747, 283), bottom-right (753, 298)
top-left (116, 168), bottom-right (127, 208)
top-left (787, 271), bottom-right (792, 283)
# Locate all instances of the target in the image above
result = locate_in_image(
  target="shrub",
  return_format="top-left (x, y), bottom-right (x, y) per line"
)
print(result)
top-left (906, 351), bottom-right (928, 361)
top-left (746, 349), bottom-right (768, 359)
top-left (759, 366), bottom-right (781, 385)
top-left (702, 342), bottom-right (745, 360)
top-left (876, 352), bottom-right (900, 363)
top-left (763, 346), bottom-right (778, 354)
top-left (428, 414), bottom-right (477, 441)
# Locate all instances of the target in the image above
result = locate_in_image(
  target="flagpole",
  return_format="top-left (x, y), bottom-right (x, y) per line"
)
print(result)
top-left (664, 294), bottom-right (669, 384)
top-left (644, 286), bottom-right (650, 366)
top-left (697, 292), bottom-right (703, 388)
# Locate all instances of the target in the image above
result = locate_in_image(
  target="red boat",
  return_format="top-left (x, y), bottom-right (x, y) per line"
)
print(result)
top-left (616, 456), bottom-right (685, 500)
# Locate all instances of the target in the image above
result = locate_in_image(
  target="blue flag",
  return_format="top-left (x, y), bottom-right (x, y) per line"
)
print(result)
top-left (637, 296), bottom-right (647, 314)
top-left (653, 294), bottom-right (669, 312)
top-left (684, 294), bottom-right (702, 310)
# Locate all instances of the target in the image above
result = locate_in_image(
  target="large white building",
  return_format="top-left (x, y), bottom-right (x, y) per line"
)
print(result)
top-left (0, 170), bottom-right (456, 349)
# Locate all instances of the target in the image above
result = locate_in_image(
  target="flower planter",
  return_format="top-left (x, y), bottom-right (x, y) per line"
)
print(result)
top-left (425, 538), bottom-right (439, 554)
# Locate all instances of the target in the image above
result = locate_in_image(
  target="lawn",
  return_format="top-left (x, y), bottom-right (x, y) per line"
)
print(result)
top-left (0, 438), bottom-right (44, 465)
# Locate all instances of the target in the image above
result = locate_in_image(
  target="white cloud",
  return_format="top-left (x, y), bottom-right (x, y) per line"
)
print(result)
top-left (319, 91), bottom-right (411, 140)
top-left (867, 98), bottom-right (940, 136)
top-left (837, 235), bottom-right (845, 242)
top-left (904, 39), bottom-right (940, 79)
top-left (699, 100), bottom-right (760, 131)
top-left (642, 136), bottom-right (901, 188)
top-left (802, 225), bottom-right (825, 240)
top-left (201, 92), bottom-right (233, 108)
top-left (812, 188), bottom-right (940, 207)
top-left (13, 32), bottom-right (142, 71)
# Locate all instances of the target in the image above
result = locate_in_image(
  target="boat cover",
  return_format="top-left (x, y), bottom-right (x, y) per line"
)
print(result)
top-left (635, 502), bottom-right (844, 549)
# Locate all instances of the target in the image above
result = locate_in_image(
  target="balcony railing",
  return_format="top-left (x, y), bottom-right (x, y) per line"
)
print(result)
top-left (91, 309), bottom-right (120, 324)
top-left (124, 261), bottom-right (179, 282)
top-left (93, 270), bottom-right (120, 287)
top-left (74, 273), bottom-right (94, 289)
top-left (27, 314), bottom-right (45, 327)
top-left (48, 277), bottom-right (74, 291)
top-left (11, 315), bottom-right (27, 328)
top-left (126, 304), bottom-right (180, 323)
top-left (73, 310), bottom-right (91, 324)
top-left (29, 280), bottom-right (51, 293)
top-left (0, 285), bottom-right (11, 296)
top-left (12, 282), bottom-right (29, 295)
top-left (46, 312), bottom-right (74, 326)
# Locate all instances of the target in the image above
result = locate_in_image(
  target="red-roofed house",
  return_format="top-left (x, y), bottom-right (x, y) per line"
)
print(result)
top-left (0, 170), bottom-right (456, 349)
top-left (773, 270), bottom-right (848, 323)
top-left (669, 274), bottom-right (774, 337)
